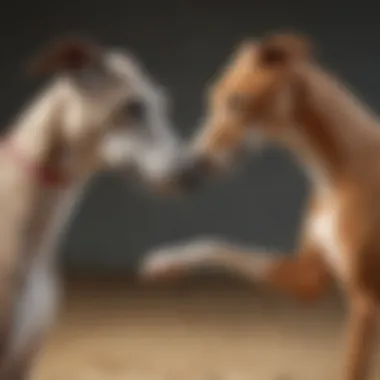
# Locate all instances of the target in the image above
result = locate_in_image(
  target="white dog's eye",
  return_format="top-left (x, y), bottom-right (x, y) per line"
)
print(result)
top-left (125, 99), bottom-right (146, 121)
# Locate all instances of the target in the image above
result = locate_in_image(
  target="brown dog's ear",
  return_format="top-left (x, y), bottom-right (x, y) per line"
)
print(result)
top-left (28, 35), bottom-right (101, 77)
top-left (258, 32), bottom-right (313, 67)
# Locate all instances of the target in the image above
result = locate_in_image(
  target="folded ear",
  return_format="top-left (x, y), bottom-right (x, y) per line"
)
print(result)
top-left (27, 35), bottom-right (101, 76)
top-left (258, 31), bottom-right (313, 67)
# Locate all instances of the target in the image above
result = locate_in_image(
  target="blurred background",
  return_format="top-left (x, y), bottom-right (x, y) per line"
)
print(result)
top-left (2, 0), bottom-right (380, 274)
top-left (2, 1), bottom-right (380, 379)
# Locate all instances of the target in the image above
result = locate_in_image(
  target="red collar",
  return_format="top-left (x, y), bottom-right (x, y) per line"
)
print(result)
top-left (1, 139), bottom-right (70, 189)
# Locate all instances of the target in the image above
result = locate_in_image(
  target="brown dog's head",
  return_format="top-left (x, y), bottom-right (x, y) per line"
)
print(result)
top-left (175, 31), bottom-right (314, 190)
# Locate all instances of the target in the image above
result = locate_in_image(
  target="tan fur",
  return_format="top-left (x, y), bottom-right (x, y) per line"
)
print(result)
top-left (141, 32), bottom-right (380, 380)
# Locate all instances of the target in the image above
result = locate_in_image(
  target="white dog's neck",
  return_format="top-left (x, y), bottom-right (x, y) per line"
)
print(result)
top-left (2, 81), bottom-right (94, 361)
top-left (3, 80), bottom-right (90, 263)
top-left (10, 80), bottom-right (68, 167)
top-left (6, 78), bottom-right (93, 188)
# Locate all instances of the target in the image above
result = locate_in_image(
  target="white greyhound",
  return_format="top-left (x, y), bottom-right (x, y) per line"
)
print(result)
top-left (0, 35), bottom-right (184, 379)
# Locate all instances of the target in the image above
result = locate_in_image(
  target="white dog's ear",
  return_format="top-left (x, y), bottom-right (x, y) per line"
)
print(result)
top-left (27, 35), bottom-right (102, 76)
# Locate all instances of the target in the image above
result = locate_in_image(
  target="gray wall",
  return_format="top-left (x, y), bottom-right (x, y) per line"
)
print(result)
top-left (1, 0), bottom-right (379, 272)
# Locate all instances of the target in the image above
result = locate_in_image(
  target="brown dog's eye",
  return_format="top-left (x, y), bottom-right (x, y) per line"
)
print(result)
top-left (226, 93), bottom-right (250, 113)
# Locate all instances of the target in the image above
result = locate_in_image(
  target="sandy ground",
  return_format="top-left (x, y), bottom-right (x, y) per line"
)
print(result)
top-left (30, 277), bottom-right (380, 380)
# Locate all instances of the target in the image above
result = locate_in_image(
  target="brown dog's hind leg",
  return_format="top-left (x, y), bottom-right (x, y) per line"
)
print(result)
top-left (340, 289), bottom-right (378, 380)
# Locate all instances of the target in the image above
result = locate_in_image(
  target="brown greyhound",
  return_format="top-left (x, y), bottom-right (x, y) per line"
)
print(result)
top-left (0, 36), bottom-right (186, 379)
top-left (141, 32), bottom-right (380, 380)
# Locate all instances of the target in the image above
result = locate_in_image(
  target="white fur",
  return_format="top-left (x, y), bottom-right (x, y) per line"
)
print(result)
top-left (9, 185), bottom-right (85, 358)
top-left (11, 256), bottom-right (59, 356)
top-left (100, 51), bottom-right (182, 182)
top-left (307, 199), bottom-right (347, 280)
top-left (142, 240), bottom-right (223, 275)
top-left (290, 127), bottom-right (348, 280)
top-left (0, 42), bottom-right (182, 377)
top-left (142, 239), bottom-right (274, 280)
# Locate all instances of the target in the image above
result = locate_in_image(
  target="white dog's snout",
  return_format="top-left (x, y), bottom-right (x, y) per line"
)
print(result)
top-left (139, 143), bottom-right (183, 182)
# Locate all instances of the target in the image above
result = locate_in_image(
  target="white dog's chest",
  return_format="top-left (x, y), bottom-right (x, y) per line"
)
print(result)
top-left (308, 202), bottom-right (347, 279)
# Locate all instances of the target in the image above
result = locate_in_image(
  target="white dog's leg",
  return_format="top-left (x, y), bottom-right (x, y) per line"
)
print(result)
top-left (11, 258), bottom-right (60, 356)
top-left (1, 256), bottom-right (60, 379)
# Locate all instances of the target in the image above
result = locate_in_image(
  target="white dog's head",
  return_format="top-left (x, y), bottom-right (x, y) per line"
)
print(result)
top-left (26, 36), bottom-right (186, 192)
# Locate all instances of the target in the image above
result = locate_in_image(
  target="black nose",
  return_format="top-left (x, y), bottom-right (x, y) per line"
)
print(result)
top-left (176, 157), bottom-right (209, 192)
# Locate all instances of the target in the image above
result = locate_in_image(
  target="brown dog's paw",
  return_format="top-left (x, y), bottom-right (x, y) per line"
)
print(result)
top-left (139, 248), bottom-right (188, 282)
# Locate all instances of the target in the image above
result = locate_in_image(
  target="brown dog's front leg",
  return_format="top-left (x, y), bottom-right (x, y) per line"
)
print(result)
top-left (140, 239), bottom-right (331, 303)
top-left (341, 292), bottom-right (378, 380)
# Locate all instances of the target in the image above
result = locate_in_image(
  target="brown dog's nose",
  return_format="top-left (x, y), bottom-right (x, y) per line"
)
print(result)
top-left (176, 156), bottom-right (210, 192)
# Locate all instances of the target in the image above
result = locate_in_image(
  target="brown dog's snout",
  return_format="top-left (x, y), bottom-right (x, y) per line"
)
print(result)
top-left (175, 156), bottom-right (211, 192)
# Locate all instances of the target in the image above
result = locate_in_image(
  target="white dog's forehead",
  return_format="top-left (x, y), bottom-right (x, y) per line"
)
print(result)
top-left (103, 50), bottom-right (166, 107)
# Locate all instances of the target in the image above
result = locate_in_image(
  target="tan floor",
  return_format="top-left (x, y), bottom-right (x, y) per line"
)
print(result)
top-left (31, 277), bottom-right (380, 380)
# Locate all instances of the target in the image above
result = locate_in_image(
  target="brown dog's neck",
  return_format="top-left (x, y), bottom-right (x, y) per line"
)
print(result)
top-left (286, 65), bottom-right (380, 192)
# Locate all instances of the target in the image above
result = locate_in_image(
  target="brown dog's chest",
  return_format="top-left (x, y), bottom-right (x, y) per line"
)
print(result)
top-left (305, 194), bottom-right (349, 281)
